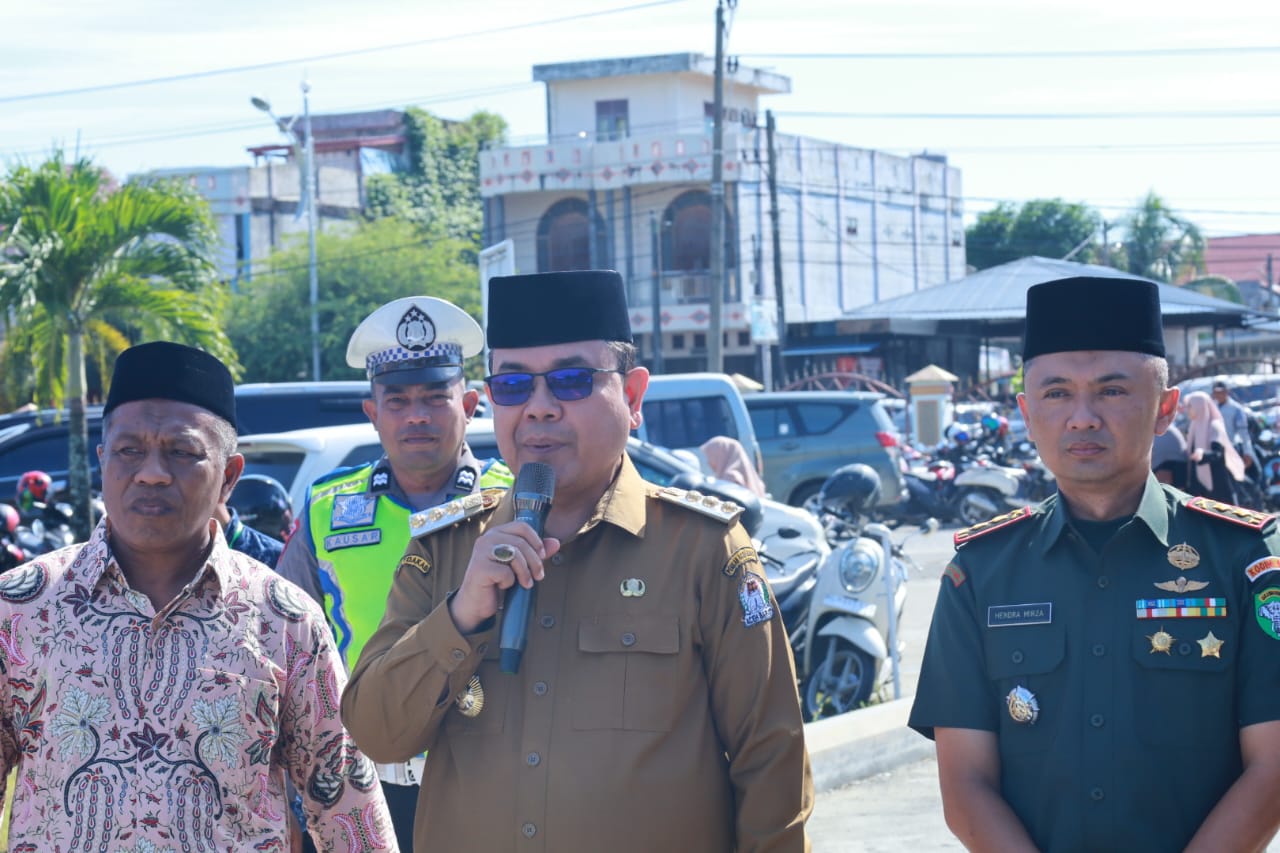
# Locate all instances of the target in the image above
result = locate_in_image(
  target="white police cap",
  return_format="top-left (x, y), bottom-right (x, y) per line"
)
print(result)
top-left (346, 296), bottom-right (484, 385)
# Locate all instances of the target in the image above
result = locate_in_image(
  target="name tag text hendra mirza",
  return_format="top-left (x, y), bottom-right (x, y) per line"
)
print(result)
top-left (987, 603), bottom-right (1053, 627)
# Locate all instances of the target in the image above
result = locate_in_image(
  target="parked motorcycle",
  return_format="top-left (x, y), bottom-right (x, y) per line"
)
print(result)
top-left (799, 463), bottom-right (933, 720)
top-left (953, 457), bottom-right (1055, 526)
top-left (0, 503), bottom-right (26, 572)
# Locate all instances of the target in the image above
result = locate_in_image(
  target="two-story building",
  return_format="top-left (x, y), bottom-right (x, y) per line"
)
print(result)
top-left (479, 53), bottom-right (965, 382)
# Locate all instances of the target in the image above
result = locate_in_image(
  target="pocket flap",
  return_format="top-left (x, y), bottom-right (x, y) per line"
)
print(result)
top-left (578, 614), bottom-right (680, 655)
top-left (984, 624), bottom-right (1065, 680)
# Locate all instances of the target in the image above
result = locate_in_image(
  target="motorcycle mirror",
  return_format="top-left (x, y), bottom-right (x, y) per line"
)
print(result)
top-left (775, 527), bottom-right (802, 539)
top-left (921, 517), bottom-right (940, 535)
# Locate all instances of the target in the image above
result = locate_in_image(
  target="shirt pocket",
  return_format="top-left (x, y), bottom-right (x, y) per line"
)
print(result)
top-left (572, 613), bottom-right (682, 732)
top-left (190, 668), bottom-right (284, 823)
top-left (983, 624), bottom-right (1065, 755)
top-left (1130, 618), bottom-right (1234, 746)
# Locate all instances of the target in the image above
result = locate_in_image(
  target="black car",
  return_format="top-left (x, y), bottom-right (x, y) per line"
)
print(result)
top-left (0, 382), bottom-right (373, 501)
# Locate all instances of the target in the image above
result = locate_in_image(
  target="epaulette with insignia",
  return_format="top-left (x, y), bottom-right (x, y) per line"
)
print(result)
top-left (954, 506), bottom-right (1034, 548)
top-left (653, 486), bottom-right (745, 525)
top-left (408, 488), bottom-right (504, 538)
top-left (1185, 496), bottom-right (1275, 532)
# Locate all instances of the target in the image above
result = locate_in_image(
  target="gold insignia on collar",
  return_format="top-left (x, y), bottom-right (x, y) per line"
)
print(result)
top-left (620, 578), bottom-right (646, 598)
top-left (1197, 630), bottom-right (1224, 659)
top-left (1147, 628), bottom-right (1176, 654)
top-left (1168, 543), bottom-right (1200, 570)
top-left (1154, 576), bottom-right (1208, 593)
top-left (455, 675), bottom-right (485, 718)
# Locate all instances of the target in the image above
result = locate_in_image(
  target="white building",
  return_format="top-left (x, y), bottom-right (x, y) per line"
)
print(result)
top-left (479, 53), bottom-right (965, 378)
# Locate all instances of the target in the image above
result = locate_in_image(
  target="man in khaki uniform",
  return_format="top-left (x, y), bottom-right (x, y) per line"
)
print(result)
top-left (343, 270), bottom-right (813, 852)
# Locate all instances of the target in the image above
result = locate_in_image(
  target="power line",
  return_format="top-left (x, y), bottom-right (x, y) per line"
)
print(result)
top-left (740, 46), bottom-right (1280, 60)
top-left (777, 109), bottom-right (1280, 121)
top-left (0, 0), bottom-right (687, 105)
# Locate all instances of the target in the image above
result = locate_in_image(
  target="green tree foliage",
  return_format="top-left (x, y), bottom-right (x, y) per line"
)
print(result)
top-left (0, 152), bottom-right (232, 536)
top-left (226, 217), bottom-right (483, 382)
top-left (1121, 191), bottom-right (1205, 283)
top-left (363, 108), bottom-right (507, 247)
top-left (1183, 274), bottom-right (1242, 305)
top-left (965, 199), bottom-right (1103, 270)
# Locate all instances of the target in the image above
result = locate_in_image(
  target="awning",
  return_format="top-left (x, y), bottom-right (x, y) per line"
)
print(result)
top-left (782, 342), bottom-right (878, 357)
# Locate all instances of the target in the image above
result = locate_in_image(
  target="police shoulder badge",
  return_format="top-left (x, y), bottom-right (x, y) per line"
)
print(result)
top-left (954, 506), bottom-right (1034, 548)
top-left (738, 572), bottom-right (775, 627)
top-left (396, 306), bottom-right (436, 351)
top-left (653, 486), bottom-right (744, 525)
top-left (1185, 496), bottom-right (1275, 532)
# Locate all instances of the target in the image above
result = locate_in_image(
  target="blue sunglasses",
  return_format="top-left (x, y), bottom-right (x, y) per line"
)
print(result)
top-left (485, 367), bottom-right (623, 406)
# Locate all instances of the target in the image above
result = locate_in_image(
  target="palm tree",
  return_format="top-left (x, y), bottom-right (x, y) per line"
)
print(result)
top-left (0, 152), bottom-right (236, 538)
top-left (1121, 191), bottom-right (1205, 283)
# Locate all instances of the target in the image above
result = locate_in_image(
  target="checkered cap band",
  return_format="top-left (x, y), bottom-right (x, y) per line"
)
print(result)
top-left (366, 342), bottom-right (463, 377)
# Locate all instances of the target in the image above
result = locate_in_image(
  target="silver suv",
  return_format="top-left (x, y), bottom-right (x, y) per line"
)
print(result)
top-left (745, 391), bottom-right (907, 508)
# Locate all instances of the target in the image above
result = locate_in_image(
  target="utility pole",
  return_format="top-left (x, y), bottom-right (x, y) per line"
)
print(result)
top-left (302, 81), bottom-right (321, 381)
top-left (649, 211), bottom-right (665, 375)
top-left (766, 109), bottom-right (786, 387)
top-left (708, 0), bottom-right (726, 373)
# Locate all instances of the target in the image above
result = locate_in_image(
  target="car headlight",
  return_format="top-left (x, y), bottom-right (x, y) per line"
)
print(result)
top-left (838, 546), bottom-right (879, 593)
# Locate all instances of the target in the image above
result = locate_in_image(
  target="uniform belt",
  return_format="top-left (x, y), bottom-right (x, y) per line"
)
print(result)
top-left (376, 757), bottom-right (425, 786)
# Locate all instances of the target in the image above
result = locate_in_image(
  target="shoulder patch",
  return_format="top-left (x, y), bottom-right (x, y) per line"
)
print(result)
top-left (954, 506), bottom-right (1034, 548)
top-left (723, 545), bottom-right (759, 578)
top-left (408, 489), bottom-right (503, 538)
top-left (653, 486), bottom-right (745, 525)
top-left (399, 553), bottom-right (432, 576)
top-left (1185, 496), bottom-right (1276, 532)
top-left (942, 561), bottom-right (966, 587)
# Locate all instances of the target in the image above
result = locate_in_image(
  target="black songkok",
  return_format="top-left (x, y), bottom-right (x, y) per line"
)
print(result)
top-left (487, 270), bottom-right (633, 349)
top-left (104, 341), bottom-right (237, 429)
top-left (1023, 276), bottom-right (1165, 362)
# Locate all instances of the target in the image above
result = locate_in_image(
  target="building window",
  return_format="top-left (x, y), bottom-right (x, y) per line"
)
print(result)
top-left (703, 102), bottom-right (715, 135)
top-left (693, 333), bottom-right (707, 350)
top-left (596, 100), bottom-right (629, 141)
top-left (661, 190), bottom-right (735, 272)
top-left (536, 198), bottom-right (609, 273)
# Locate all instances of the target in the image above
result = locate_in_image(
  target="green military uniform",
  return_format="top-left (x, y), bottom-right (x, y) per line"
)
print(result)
top-left (909, 475), bottom-right (1280, 851)
top-left (342, 455), bottom-right (814, 853)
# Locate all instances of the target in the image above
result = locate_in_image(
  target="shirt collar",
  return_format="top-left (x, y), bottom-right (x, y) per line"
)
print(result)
top-left (1039, 472), bottom-right (1170, 554)
top-left (589, 454), bottom-right (648, 537)
top-left (97, 516), bottom-right (232, 598)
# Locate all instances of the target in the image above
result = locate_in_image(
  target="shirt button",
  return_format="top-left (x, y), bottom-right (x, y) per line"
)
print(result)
top-left (540, 614), bottom-right (556, 629)
top-left (1178, 642), bottom-right (1192, 656)
top-left (1010, 650), bottom-right (1024, 664)
top-left (521, 822), bottom-right (537, 838)
top-left (1090, 787), bottom-right (1105, 801)
top-left (533, 681), bottom-right (548, 696)
top-left (551, 554), bottom-right (564, 565)
top-left (1092, 644), bottom-right (1106, 657)
top-left (526, 751), bottom-right (541, 767)
top-left (621, 632), bottom-right (637, 647)
top-left (1096, 576), bottom-right (1109, 589)
top-left (451, 648), bottom-right (466, 661)
top-left (1090, 714), bottom-right (1105, 728)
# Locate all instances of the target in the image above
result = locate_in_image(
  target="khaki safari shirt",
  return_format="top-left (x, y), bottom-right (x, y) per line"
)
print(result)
top-left (343, 455), bottom-right (813, 852)
top-left (909, 475), bottom-right (1280, 852)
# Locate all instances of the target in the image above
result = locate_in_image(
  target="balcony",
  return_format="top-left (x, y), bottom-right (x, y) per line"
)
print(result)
top-left (479, 131), bottom-right (746, 198)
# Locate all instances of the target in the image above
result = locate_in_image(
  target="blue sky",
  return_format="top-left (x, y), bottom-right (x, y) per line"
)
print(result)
top-left (3, 0), bottom-right (1277, 238)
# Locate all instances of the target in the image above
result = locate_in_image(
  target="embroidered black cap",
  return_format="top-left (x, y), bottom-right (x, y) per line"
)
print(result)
top-left (104, 341), bottom-right (237, 428)
top-left (487, 270), bottom-right (633, 349)
top-left (1023, 276), bottom-right (1165, 362)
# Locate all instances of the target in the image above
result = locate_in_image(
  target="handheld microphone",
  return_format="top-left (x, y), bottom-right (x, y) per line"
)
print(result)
top-left (500, 462), bottom-right (555, 674)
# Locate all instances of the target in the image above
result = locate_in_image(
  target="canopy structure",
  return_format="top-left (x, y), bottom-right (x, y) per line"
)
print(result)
top-left (843, 256), bottom-right (1272, 337)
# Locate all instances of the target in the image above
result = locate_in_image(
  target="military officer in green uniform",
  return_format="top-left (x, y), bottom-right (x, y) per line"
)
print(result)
top-left (909, 276), bottom-right (1280, 852)
top-left (342, 270), bottom-right (813, 853)
top-left (276, 295), bottom-right (511, 850)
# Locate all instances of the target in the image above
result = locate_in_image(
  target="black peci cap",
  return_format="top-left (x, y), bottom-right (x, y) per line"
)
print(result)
top-left (104, 341), bottom-right (237, 428)
top-left (1023, 276), bottom-right (1165, 362)
top-left (487, 270), bottom-right (633, 349)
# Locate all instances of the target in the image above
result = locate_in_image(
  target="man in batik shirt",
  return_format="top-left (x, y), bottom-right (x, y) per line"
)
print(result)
top-left (0, 341), bottom-right (397, 853)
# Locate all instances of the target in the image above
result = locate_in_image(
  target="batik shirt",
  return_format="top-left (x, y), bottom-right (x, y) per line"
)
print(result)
top-left (0, 518), bottom-right (398, 853)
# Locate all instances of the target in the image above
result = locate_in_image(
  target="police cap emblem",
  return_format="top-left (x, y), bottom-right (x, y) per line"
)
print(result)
top-left (396, 306), bottom-right (436, 351)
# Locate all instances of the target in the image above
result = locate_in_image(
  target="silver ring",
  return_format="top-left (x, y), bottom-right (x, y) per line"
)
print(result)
top-left (491, 543), bottom-right (517, 564)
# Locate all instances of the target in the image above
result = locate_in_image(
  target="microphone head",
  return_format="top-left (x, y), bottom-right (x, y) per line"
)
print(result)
top-left (514, 462), bottom-right (556, 499)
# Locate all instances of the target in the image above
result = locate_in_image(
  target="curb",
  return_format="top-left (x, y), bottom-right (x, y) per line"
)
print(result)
top-left (804, 697), bottom-right (934, 793)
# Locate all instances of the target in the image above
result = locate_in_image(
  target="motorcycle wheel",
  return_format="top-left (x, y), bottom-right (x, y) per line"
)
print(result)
top-left (802, 638), bottom-right (875, 721)
top-left (957, 489), bottom-right (999, 527)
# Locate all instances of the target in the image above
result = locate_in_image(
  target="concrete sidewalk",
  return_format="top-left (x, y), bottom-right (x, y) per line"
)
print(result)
top-left (805, 697), bottom-right (932, 793)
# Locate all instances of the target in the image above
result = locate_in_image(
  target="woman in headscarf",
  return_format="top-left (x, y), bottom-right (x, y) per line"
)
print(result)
top-left (1183, 390), bottom-right (1247, 503)
top-left (699, 435), bottom-right (768, 497)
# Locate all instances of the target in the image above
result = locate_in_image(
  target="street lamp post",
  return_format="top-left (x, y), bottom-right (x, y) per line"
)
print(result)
top-left (252, 82), bottom-right (322, 381)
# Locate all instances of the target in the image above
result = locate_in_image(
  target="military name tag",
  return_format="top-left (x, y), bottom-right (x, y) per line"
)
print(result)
top-left (988, 602), bottom-right (1052, 627)
top-left (324, 529), bottom-right (382, 551)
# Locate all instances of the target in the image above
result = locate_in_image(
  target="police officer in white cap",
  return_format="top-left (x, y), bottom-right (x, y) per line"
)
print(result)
top-left (276, 295), bottom-right (512, 851)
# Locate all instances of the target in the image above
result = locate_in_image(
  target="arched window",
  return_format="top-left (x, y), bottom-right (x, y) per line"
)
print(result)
top-left (662, 190), bottom-right (734, 271)
top-left (536, 198), bottom-right (607, 272)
